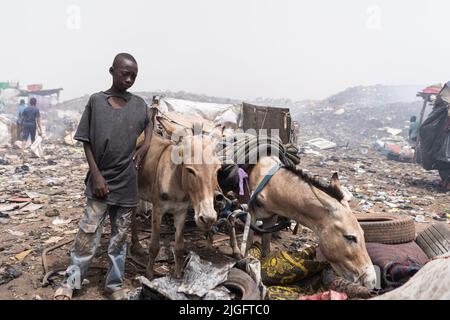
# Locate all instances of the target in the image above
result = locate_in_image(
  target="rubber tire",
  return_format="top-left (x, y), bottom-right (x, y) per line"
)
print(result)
top-left (355, 214), bottom-right (416, 244)
top-left (415, 223), bottom-right (450, 259)
top-left (223, 268), bottom-right (261, 300)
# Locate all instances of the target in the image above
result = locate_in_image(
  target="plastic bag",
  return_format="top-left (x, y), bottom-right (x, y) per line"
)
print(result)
top-left (30, 136), bottom-right (43, 158)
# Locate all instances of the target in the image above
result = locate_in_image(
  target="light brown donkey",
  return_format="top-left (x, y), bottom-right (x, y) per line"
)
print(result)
top-left (248, 156), bottom-right (377, 289)
top-left (133, 119), bottom-right (221, 279)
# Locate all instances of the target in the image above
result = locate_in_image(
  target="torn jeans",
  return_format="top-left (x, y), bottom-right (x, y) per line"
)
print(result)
top-left (63, 199), bottom-right (133, 292)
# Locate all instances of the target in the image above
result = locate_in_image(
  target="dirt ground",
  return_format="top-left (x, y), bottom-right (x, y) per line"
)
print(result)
top-left (0, 140), bottom-right (448, 300)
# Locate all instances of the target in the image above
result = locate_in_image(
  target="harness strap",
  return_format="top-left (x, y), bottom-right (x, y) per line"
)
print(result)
top-left (248, 162), bottom-right (283, 206)
top-left (245, 162), bottom-right (290, 236)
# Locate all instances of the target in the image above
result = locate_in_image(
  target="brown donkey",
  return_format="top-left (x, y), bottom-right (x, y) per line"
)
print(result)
top-left (247, 156), bottom-right (377, 289)
top-left (133, 119), bottom-right (221, 279)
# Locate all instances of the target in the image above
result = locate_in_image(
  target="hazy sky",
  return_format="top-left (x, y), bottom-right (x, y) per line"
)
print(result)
top-left (0, 0), bottom-right (449, 102)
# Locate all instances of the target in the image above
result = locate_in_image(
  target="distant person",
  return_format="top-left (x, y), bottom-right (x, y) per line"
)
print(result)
top-left (20, 97), bottom-right (42, 157)
top-left (53, 53), bottom-right (154, 300)
top-left (16, 99), bottom-right (27, 140)
top-left (409, 116), bottom-right (419, 143)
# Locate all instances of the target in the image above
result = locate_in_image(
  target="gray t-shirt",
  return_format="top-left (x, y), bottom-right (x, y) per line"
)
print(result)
top-left (74, 90), bottom-right (149, 207)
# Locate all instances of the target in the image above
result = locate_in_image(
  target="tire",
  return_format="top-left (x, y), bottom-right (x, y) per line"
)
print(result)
top-left (355, 214), bottom-right (416, 244)
top-left (223, 268), bottom-right (261, 300)
top-left (415, 223), bottom-right (450, 259)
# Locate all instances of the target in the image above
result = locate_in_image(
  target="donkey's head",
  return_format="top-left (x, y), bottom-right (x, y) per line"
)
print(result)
top-left (311, 173), bottom-right (377, 289)
top-left (159, 117), bottom-right (221, 230)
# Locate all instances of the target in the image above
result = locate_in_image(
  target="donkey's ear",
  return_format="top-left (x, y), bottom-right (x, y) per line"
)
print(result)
top-left (331, 173), bottom-right (353, 205)
top-left (157, 116), bottom-right (178, 136)
top-left (330, 172), bottom-right (349, 203)
top-left (157, 116), bottom-right (190, 142)
top-left (330, 172), bottom-right (341, 188)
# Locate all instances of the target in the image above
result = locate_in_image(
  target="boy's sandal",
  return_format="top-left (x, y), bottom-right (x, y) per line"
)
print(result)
top-left (54, 286), bottom-right (73, 300)
top-left (107, 288), bottom-right (130, 300)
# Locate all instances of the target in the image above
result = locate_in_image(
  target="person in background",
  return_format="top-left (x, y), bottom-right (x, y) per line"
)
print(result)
top-left (409, 116), bottom-right (419, 143)
top-left (20, 97), bottom-right (42, 158)
top-left (16, 99), bottom-right (27, 140)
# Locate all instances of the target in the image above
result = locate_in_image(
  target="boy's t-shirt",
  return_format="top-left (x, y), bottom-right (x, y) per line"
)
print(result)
top-left (74, 91), bottom-right (150, 207)
top-left (22, 106), bottom-right (40, 128)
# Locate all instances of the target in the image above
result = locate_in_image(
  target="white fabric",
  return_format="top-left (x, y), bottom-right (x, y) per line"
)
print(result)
top-left (157, 98), bottom-right (241, 129)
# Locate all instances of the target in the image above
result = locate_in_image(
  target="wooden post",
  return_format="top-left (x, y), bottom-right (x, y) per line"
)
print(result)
top-left (418, 98), bottom-right (428, 126)
top-left (413, 97), bottom-right (428, 163)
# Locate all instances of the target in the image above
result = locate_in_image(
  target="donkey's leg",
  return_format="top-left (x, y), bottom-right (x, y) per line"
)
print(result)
top-left (228, 219), bottom-right (242, 259)
top-left (245, 213), bottom-right (257, 256)
top-left (261, 215), bottom-right (278, 258)
top-left (173, 210), bottom-right (188, 279)
top-left (130, 206), bottom-right (147, 257)
top-left (146, 207), bottom-right (163, 280)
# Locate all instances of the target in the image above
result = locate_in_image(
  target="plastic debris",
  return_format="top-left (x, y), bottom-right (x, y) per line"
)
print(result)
top-left (15, 249), bottom-right (32, 263)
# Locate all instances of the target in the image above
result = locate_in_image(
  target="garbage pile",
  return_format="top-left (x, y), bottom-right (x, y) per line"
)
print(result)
top-left (291, 85), bottom-right (425, 148)
top-left (0, 85), bottom-right (449, 300)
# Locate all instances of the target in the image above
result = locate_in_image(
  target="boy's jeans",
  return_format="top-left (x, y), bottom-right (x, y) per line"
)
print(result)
top-left (63, 199), bottom-right (134, 292)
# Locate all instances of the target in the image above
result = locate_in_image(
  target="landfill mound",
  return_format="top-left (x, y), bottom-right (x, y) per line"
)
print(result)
top-left (296, 101), bottom-right (422, 147)
top-left (324, 84), bottom-right (423, 107)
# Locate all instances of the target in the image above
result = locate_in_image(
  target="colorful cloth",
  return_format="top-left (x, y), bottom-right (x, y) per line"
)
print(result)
top-left (383, 258), bottom-right (422, 288)
top-left (261, 247), bottom-right (328, 286)
top-left (237, 168), bottom-right (248, 196)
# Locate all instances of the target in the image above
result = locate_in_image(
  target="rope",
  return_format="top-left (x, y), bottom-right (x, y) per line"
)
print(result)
top-left (217, 133), bottom-right (300, 168)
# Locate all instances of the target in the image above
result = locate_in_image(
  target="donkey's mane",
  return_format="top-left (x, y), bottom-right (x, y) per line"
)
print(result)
top-left (283, 165), bottom-right (345, 201)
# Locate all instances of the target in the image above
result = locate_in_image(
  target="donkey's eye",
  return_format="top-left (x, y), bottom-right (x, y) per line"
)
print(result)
top-left (343, 235), bottom-right (357, 243)
top-left (186, 168), bottom-right (196, 176)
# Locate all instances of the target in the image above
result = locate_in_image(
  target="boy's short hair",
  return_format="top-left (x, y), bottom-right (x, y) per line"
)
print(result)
top-left (20, 99), bottom-right (25, 104)
top-left (30, 97), bottom-right (37, 105)
top-left (410, 116), bottom-right (417, 122)
top-left (113, 53), bottom-right (137, 67)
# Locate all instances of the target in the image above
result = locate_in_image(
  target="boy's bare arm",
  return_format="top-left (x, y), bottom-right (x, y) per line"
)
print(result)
top-left (83, 142), bottom-right (109, 198)
top-left (133, 116), bottom-right (154, 169)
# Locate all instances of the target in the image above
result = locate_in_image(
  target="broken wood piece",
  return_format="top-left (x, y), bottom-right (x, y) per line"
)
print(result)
top-left (7, 198), bottom-right (32, 203)
top-left (212, 235), bottom-right (231, 245)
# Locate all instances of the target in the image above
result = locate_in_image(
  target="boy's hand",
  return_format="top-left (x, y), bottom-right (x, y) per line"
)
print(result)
top-left (133, 144), bottom-right (149, 170)
top-left (92, 172), bottom-right (109, 198)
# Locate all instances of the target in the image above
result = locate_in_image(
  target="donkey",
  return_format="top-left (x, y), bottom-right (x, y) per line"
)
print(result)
top-left (247, 156), bottom-right (377, 289)
top-left (132, 118), bottom-right (221, 279)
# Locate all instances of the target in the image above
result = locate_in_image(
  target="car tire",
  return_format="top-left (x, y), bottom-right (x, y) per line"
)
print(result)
top-left (355, 214), bottom-right (416, 244)
top-left (415, 223), bottom-right (450, 259)
top-left (223, 268), bottom-right (261, 300)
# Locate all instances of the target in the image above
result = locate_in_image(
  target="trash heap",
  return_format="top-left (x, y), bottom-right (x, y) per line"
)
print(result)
top-left (0, 85), bottom-right (449, 300)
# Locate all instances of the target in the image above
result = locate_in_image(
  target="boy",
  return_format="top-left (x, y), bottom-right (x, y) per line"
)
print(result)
top-left (20, 97), bottom-right (43, 158)
top-left (54, 53), bottom-right (154, 300)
